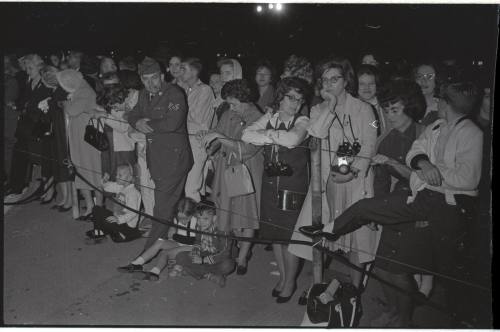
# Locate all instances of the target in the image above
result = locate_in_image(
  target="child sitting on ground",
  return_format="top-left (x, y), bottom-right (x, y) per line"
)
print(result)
top-left (117, 197), bottom-right (198, 281)
top-left (174, 200), bottom-right (235, 287)
top-left (86, 164), bottom-right (142, 243)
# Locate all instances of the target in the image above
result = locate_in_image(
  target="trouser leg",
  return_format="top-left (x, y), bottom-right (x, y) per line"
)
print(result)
top-left (184, 138), bottom-right (206, 202)
top-left (145, 174), bottom-right (187, 249)
top-left (332, 191), bottom-right (427, 236)
top-left (9, 139), bottom-right (30, 192)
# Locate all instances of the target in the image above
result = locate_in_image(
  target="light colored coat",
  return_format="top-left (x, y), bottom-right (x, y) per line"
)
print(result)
top-left (288, 93), bottom-right (380, 263)
top-left (63, 78), bottom-right (102, 190)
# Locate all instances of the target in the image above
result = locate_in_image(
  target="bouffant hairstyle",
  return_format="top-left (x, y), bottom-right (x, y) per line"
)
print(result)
top-left (356, 64), bottom-right (381, 87)
top-left (378, 79), bottom-right (426, 122)
top-left (221, 79), bottom-right (253, 103)
top-left (271, 77), bottom-right (311, 112)
top-left (183, 57), bottom-right (203, 75)
top-left (439, 81), bottom-right (479, 116)
top-left (175, 197), bottom-right (198, 217)
top-left (254, 59), bottom-right (277, 85)
top-left (282, 55), bottom-right (313, 84)
top-left (97, 83), bottom-right (129, 112)
top-left (316, 56), bottom-right (356, 95)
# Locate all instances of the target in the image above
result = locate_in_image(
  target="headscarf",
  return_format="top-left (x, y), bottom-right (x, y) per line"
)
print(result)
top-left (56, 69), bottom-right (85, 93)
top-left (228, 58), bottom-right (243, 80)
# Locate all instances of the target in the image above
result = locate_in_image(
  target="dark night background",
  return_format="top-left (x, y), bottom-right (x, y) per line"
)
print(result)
top-left (1, 3), bottom-right (498, 77)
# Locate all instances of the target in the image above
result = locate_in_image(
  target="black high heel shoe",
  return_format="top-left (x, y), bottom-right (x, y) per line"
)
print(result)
top-left (299, 225), bottom-right (339, 242)
top-left (236, 251), bottom-right (252, 275)
top-left (276, 284), bottom-right (297, 304)
top-left (272, 288), bottom-right (281, 297)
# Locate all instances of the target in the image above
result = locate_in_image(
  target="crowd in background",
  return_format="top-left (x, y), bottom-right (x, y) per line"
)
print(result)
top-left (2, 49), bottom-right (492, 327)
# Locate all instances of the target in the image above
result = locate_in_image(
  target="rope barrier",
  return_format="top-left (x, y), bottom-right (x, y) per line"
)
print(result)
top-left (71, 164), bottom-right (482, 324)
top-left (97, 115), bottom-right (375, 162)
top-left (5, 147), bottom-right (492, 294)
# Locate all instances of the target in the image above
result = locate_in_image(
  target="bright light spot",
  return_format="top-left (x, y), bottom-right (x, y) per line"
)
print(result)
top-left (256, 5), bottom-right (262, 12)
top-left (217, 53), bottom-right (221, 57)
top-left (237, 53), bottom-right (242, 58)
top-left (478, 60), bottom-right (484, 66)
top-left (268, 3), bottom-right (274, 9)
top-left (276, 3), bottom-right (282, 10)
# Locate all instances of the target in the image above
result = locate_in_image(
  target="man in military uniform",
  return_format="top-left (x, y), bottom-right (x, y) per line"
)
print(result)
top-left (128, 57), bottom-right (193, 249)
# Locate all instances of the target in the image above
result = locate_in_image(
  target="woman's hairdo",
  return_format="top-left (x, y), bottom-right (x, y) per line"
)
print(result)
top-left (221, 79), bottom-right (253, 103)
top-left (272, 77), bottom-right (311, 111)
top-left (316, 56), bottom-right (356, 95)
top-left (254, 59), bottom-right (277, 85)
top-left (378, 79), bottom-right (427, 122)
top-left (356, 64), bottom-right (381, 87)
top-left (97, 84), bottom-right (129, 112)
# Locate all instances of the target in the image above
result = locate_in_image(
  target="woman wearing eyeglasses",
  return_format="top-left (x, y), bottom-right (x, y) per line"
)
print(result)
top-left (289, 56), bottom-right (378, 292)
top-left (414, 63), bottom-right (440, 126)
top-left (242, 77), bottom-right (311, 303)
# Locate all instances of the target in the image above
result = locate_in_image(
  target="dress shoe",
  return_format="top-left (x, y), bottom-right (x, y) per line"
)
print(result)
top-left (236, 265), bottom-right (248, 275)
top-left (272, 288), bottom-right (281, 297)
top-left (142, 271), bottom-right (160, 281)
top-left (58, 205), bottom-right (72, 212)
top-left (76, 213), bottom-right (93, 222)
top-left (299, 225), bottom-right (339, 242)
top-left (276, 285), bottom-right (297, 304)
top-left (117, 263), bottom-right (143, 273)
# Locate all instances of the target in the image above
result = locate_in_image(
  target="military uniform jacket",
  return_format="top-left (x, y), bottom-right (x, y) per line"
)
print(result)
top-left (128, 82), bottom-right (193, 180)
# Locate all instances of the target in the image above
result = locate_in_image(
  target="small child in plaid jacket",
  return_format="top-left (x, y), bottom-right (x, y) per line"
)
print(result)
top-left (175, 200), bottom-right (235, 287)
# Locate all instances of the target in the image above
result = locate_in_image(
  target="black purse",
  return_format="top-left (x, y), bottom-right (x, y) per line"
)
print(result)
top-left (84, 118), bottom-right (109, 151)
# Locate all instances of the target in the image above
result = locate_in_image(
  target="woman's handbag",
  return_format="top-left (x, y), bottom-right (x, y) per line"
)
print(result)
top-left (224, 142), bottom-right (255, 198)
top-left (84, 118), bottom-right (109, 151)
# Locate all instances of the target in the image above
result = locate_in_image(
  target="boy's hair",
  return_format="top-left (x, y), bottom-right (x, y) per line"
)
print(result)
top-left (183, 57), bottom-right (203, 75)
top-left (116, 164), bottom-right (133, 178)
top-left (196, 200), bottom-right (217, 216)
top-left (439, 81), bottom-right (479, 116)
top-left (176, 197), bottom-right (198, 217)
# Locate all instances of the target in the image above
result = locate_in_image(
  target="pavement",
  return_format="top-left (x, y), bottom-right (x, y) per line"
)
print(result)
top-left (3, 193), bottom-right (490, 327)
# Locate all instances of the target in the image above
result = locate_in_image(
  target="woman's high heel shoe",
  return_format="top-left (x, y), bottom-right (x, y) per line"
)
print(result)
top-left (276, 284), bottom-right (297, 304)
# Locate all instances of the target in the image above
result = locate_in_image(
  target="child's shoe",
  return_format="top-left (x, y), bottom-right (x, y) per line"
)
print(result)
top-left (142, 271), bottom-right (160, 282)
top-left (117, 263), bottom-right (143, 273)
top-left (205, 273), bottom-right (226, 288)
top-left (168, 265), bottom-right (183, 277)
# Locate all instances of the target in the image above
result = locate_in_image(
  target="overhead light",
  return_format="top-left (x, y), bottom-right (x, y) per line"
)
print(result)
top-left (276, 3), bottom-right (282, 10)
top-left (217, 53), bottom-right (221, 57)
top-left (256, 5), bottom-right (262, 12)
top-left (268, 3), bottom-right (274, 9)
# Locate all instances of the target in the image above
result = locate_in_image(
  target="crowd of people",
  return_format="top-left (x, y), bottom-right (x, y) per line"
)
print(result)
top-left (3, 49), bottom-right (492, 327)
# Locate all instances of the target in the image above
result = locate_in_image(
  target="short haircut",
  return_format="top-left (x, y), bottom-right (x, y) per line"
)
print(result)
top-left (378, 79), bottom-right (426, 122)
top-left (183, 57), bottom-right (203, 75)
top-left (196, 200), bottom-right (216, 216)
top-left (356, 64), bottom-right (381, 87)
top-left (116, 164), bottom-right (133, 176)
top-left (439, 81), bottom-right (479, 115)
top-left (221, 79), bottom-right (253, 103)
top-left (97, 83), bottom-right (129, 112)
top-left (316, 55), bottom-right (356, 95)
top-left (176, 197), bottom-right (198, 217)
top-left (272, 77), bottom-right (311, 111)
top-left (217, 58), bottom-right (234, 69)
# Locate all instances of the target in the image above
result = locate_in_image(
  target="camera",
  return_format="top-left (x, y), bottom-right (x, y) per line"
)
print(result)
top-left (265, 161), bottom-right (293, 177)
top-left (330, 141), bottom-right (361, 175)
